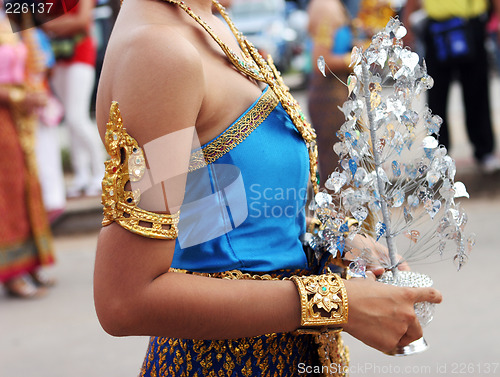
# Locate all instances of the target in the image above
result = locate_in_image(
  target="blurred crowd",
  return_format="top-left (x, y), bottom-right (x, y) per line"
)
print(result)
top-left (1, 0), bottom-right (499, 299)
top-left (0, 0), bottom-right (119, 298)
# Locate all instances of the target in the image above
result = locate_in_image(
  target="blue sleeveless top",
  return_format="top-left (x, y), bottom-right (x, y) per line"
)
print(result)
top-left (171, 86), bottom-right (310, 273)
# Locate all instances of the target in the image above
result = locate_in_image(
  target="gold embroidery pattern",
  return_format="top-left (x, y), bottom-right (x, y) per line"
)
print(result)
top-left (141, 333), bottom-right (320, 377)
top-left (101, 102), bottom-right (180, 239)
top-left (188, 88), bottom-right (279, 172)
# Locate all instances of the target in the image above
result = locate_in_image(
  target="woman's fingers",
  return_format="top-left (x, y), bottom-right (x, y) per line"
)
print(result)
top-left (412, 287), bottom-right (443, 304)
top-left (397, 317), bottom-right (423, 347)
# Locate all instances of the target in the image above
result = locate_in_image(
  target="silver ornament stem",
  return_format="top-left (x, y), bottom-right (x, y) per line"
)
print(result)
top-left (361, 59), bottom-right (399, 274)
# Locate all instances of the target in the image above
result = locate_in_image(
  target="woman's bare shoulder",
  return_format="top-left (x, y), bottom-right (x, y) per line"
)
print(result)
top-left (97, 23), bottom-right (205, 144)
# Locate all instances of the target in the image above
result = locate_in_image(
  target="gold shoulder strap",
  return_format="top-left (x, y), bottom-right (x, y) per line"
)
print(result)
top-left (161, 0), bottom-right (320, 194)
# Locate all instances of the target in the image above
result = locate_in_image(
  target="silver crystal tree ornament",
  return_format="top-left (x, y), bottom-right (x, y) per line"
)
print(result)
top-left (309, 18), bottom-right (476, 356)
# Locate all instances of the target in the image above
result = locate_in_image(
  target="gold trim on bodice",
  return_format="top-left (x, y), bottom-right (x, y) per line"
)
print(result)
top-left (188, 87), bottom-right (279, 172)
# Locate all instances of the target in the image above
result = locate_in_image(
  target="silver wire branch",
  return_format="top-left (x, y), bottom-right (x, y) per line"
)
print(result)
top-left (361, 59), bottom-right (399, 274)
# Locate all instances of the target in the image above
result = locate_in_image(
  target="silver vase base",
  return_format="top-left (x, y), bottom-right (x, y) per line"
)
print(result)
top-left (385, 337), bottom-right (428, 356)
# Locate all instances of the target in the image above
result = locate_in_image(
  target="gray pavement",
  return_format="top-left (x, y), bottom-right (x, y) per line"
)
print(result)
top-left (2, 77), bottom-right (500, 377)
top-left (2, 198), bottom-right (500, 377)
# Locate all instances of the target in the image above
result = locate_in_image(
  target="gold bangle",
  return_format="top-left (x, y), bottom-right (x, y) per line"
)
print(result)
top-left (8, 87), bottom-right (26, 105)
top-left (291, 274), bottom-right (348, 330)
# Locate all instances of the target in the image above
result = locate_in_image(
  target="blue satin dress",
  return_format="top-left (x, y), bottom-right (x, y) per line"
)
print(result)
top-left (139, 86), bottom-right (351, 377)
top-left (171, 85), bottom-right (310, 273)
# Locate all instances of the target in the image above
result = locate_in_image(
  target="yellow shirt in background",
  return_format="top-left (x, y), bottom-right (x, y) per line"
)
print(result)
top-left (423, 0), bottom-right (489, 20)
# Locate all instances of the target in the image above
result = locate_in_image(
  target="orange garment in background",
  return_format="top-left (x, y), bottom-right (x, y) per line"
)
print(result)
top-left (0, 32), bottom-right (54, 282)
top-left (354, 0), bottom-right (396, 36)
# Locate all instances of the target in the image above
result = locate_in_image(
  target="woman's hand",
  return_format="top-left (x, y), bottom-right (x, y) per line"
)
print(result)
top-left (345, 234), bottom-right (409, 276)
top-left (343, 272), bottom-right (442, 353)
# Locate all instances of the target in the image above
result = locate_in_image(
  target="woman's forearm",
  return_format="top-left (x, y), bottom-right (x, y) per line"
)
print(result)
top-left (101, 272), bottom-right (302, 339)
top-left (93, 224), bottom-right (302, 339)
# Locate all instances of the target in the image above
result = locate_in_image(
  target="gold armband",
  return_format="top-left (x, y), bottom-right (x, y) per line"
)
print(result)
top-left (101, 102), bottom-right (179, 240)
top-left (291, 274), bottom-right (348, 332)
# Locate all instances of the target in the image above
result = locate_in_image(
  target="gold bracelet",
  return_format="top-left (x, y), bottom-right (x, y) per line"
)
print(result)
top-left (291, 274), bottom-right (348, 331)
top-left (8, 87), bottom-right (26, 105)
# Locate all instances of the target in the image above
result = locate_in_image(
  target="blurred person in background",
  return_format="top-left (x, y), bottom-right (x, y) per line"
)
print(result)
top-left (0, 10), bottom-right (56, 298)
top-left (34, 27), bottom-right (66, 223)
top-left (404, 0), bottom-right (500, 173)
top-left (44, 0), bottom-right (105, 197)
top-left (307, 0), bottom-right (395, 185)
top-left (307, 0), bottom-right (353, 185)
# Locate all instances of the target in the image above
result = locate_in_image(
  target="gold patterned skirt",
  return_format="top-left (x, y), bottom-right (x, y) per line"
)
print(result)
top-left (140, 269), bottom-right (349, 377)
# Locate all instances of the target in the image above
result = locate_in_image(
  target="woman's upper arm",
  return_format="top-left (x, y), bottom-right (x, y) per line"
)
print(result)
top-left (94, 28), bottom-right (205, 330)
top-left (101, 27), bottom-right (205, 145)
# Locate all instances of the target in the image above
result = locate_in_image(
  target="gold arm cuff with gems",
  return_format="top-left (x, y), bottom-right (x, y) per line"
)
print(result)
top-left (101, 102), bottom-right (179, 240)
top-left (291, 274), bottom-right (348, 332)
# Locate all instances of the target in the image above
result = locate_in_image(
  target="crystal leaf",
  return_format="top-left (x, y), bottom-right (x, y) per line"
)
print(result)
top-left (351, 205), bottom-right (368, 222)
top-left (349, 159), bottom-right (358, 176)
top-left (403, 206), bottom-right (413, 223)
top-left (325, 171), bottom-right (347, 193)
top-left (347, 74), bottom-right (357, 96)
top-left (392, 190), bottom-right (405, 207)
top-left (422, 136), bottom-right (438, 149)
top-left (438, 241), bottom-right (446, 255)
top-left (317, 56), bottom-right (326, 77)
top-left (453, 253), bottom-right (468, 271)
top-left (426, 170), bottom-right (440, 187)
top-left (467, 234), bottom-right (476, 252)
top-left (350, 46), bottom-right (362, 67)
top-left (426, 114), bottom-right (443, 134)
top-left (416, 186), bottom-right (431, 201)
top-left (376, 222), bottom-right (387, 241)
top-left (375, 138), bottom-right (386, 154)
top-left (407, 194), bottom-right (419, 207)
top-left (439, 179), bottom-right (455, 201)
top-left (315, 192), bottom-right (332, 207)
top-left (392, 160), bottom-right (401, 177)
top-left (400, 48), bottom-right (419, 71)
top-left (353, 167), bottom-right (367, 187)
top-left (333, 141), bottom-right (348, 157)
top-left (425, 199), bottom-right (441, 219)
top-left (370, 91), bottom-right (381, 108)
top-left (348, 258), bottom-right (367, 278)
top-left (394, 25), bottom-right (407, 39)
top-left (321, 228), bottom-right (336, 242)
top-left (336, 237), bottom-right (346, 255)
top-left (453, 182), bottom-right (469, 198)
top-left (376, 167), bottom-right (391, 185)
top-left (377, 48), bottom-right (388, 67)
top-left (404, 230), bottom-right (420, 243)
